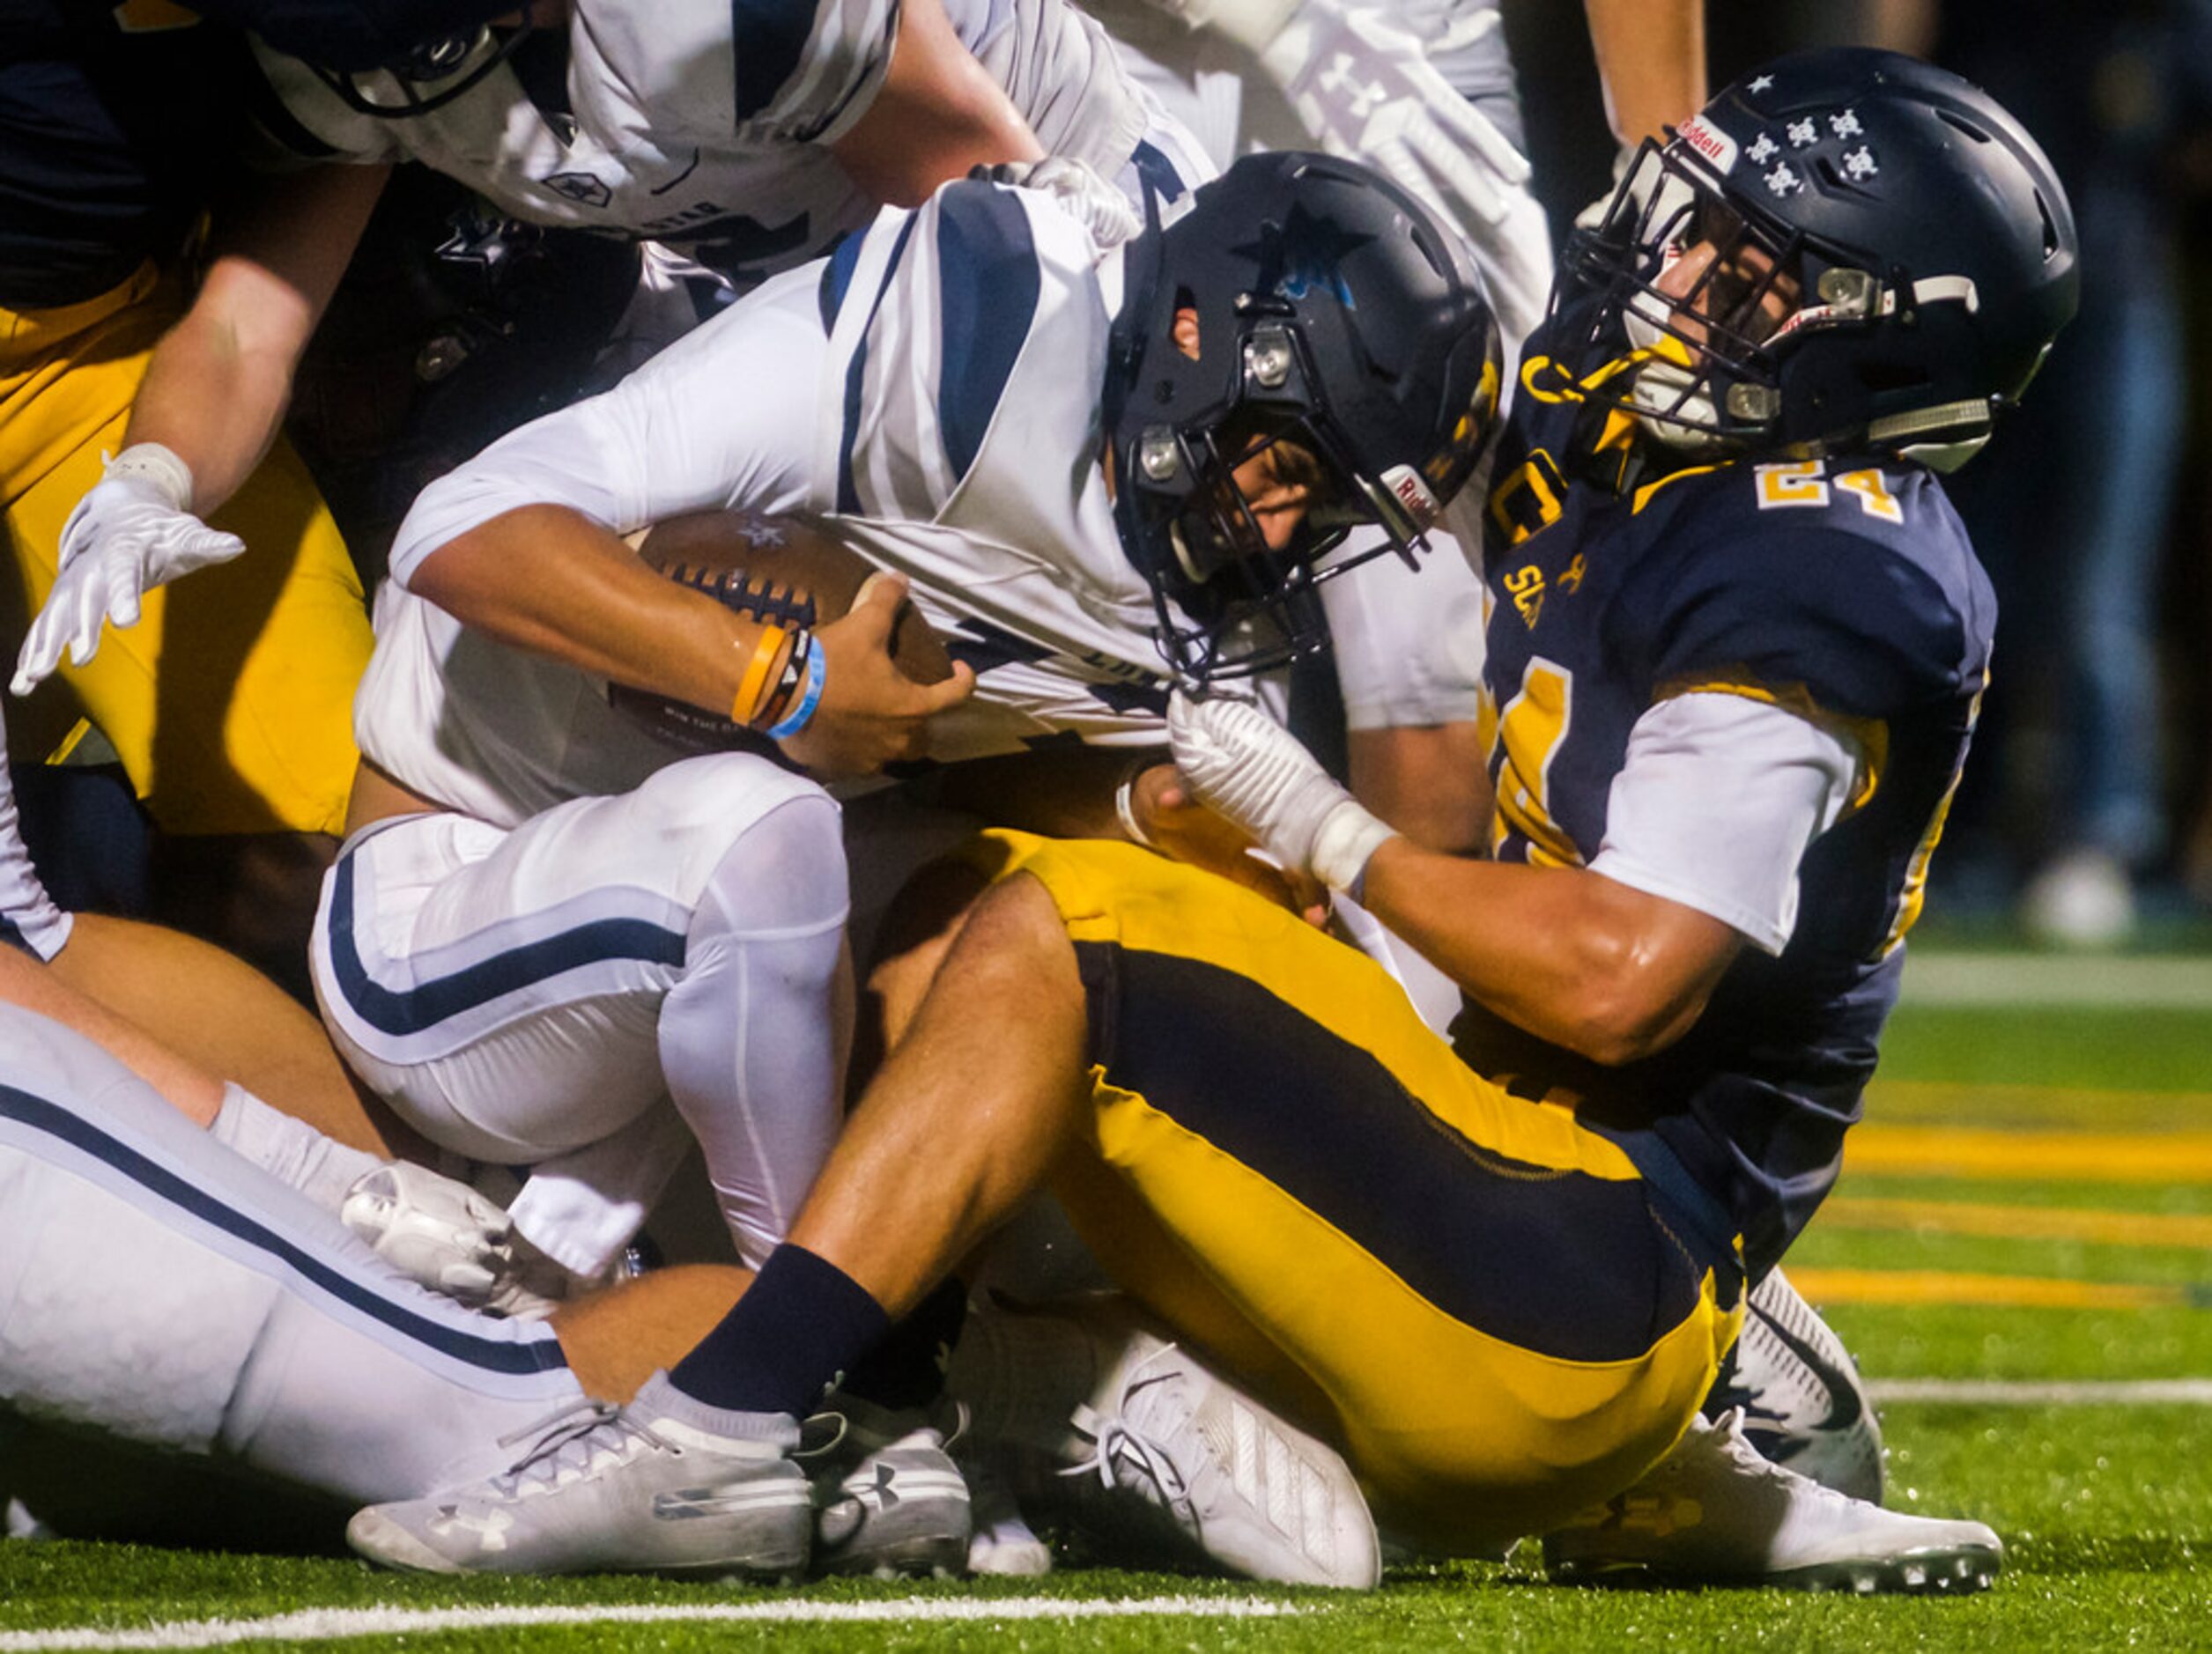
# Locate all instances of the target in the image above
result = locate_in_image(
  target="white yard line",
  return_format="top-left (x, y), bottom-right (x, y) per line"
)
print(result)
top-left (1872, 1377), bottom-right (2212, 1405)
top-left (0, 1596), bottom-right (1298, 1651)
top-left (1903, 953), bottom-right (2212, 1009)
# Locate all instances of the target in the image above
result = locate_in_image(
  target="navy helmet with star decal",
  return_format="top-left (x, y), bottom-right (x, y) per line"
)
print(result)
top-left (1106, 150), bottom-right (1502, 684)
top-left (1555, 48), bottom-right (2078, 472)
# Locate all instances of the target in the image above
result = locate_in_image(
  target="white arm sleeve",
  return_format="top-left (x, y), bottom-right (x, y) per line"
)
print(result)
top-left (0, 710), bottom-right (70, 962)
top-left (1588, 691), bottom-right (1862, 957)
top-left (387, 265), bottom-right (832, 591)
top-left (1321, 524), bottom-right (1487, 729)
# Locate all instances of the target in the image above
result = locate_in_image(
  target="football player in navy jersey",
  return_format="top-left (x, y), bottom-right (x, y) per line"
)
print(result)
top-left (346, 49), bottom-right (2072, 1591)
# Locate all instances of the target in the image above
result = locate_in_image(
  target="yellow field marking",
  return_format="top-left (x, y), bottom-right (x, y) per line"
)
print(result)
top-left (1786, 1267), bottom-right (2186, 1310)
top-left (1819, 1195), bottom-right (2212, 1249)
top-left (1869, 1077), bottom-right (2212, 1119)
top-left (1844, 1126), bottom-right (2212, 1182)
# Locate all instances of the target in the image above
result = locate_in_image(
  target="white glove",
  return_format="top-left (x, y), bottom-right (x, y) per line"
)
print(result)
top-left (985, 157), bottom-right (1144, 254)
top-left (1167, 688), bottom-right (1398, 890)
top-left (1245, 0), bottom-right (1533, 235)
top-left (341, 1161), bottom-right (564, 1321)
top-left (11, 443), bottom-right (246, 696)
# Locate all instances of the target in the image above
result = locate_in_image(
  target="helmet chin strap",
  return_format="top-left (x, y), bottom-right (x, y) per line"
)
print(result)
top-left (1619, 314), bottom-right (1740, 456)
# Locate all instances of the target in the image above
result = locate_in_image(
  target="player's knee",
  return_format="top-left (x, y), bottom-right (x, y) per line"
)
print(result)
top-left (943, 871), bottom-right (1077, 990)
top-left (690, 785), bottom-right (848, 942)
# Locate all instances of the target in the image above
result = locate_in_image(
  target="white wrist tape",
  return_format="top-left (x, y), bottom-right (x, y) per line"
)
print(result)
top-left (103, 442), bottom-right (196, 513)
top-left (1310, 799), bottom-right (1397, 892)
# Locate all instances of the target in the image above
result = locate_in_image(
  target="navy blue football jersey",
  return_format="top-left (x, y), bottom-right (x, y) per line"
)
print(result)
top-left (0, 2), bottom-right (255, 308)
top-left (1457, 310), bottom-right (1996, 1276)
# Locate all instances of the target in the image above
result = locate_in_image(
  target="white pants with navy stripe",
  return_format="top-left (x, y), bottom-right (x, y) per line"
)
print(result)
top-left (309, 752), bottom-right (849, 1278)
top-left (0, 1002), bottom-right (582, 1505)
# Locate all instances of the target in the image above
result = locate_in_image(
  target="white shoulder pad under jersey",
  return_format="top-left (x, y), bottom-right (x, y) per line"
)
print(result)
top-left (815, 179), bottom-right (1174, 756)
top-left (251, 0), bottom-right (891, 285)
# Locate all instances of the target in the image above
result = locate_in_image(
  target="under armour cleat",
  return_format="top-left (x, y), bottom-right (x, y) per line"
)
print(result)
top-left (346, 1371), bottom-right (811, 1578)
top-left (1038, 1300), bottom-right (1379, 1588)
top-left (1711, 1266), bottom-right (1886, 1503)
top-left (1543, 1408), bottom-right (2001, 1594)
top-left (805, 1395), bottom-right (972, 1579)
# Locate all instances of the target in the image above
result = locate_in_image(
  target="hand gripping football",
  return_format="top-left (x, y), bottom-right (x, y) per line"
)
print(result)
top-left (609, 511), bottom-right (953, 752)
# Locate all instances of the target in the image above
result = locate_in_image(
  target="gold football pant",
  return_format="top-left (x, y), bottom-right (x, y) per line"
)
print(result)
top-left (974, 831), bottom-right (1745, 1550)
top-left (1, 264), bottom-right (368, 836)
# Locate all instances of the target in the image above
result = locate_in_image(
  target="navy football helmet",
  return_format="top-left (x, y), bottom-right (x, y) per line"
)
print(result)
top-left (1105, 151), bottom-right (1501, 683)
top-left (203, 0), bottom-right (536, 115)
top-left (1549, 48), bottom-right (2079, 471)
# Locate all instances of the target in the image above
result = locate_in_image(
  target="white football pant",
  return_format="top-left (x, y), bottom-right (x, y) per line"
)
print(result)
top-left (310, 753), bottom-right (847, 1278)
top-left (0, 1001), bottom-right (582, 1504)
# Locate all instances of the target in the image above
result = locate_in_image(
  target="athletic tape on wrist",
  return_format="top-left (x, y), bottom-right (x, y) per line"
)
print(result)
top-left (1115, 761), bottom-right (1160, 849)
top-left (103, 442), bottom-right (196, 513)
top-left (1310, 800), bottom-right (1397, 892)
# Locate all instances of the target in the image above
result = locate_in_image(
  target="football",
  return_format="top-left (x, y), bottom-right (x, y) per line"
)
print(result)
top-left (609, 510), bottom-right (953, 753)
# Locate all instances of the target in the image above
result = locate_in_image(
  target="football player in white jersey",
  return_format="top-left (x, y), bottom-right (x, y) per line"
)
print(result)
top-left (309, 151), bottom-right (1499, 1325)
top-left (0, 684), bottom-right (775, 1533)
top-left (11, 0), bottom-right (1218, 704)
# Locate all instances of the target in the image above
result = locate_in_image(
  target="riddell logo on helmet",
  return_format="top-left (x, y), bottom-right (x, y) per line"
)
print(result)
top-left (1382, 465), bottom-right (1439, 526)
top-left (1678, 115), bottom-right (1739, 174)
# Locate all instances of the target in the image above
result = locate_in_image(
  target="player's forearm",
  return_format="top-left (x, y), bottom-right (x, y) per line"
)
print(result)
top-left (1346, 724), bottom-right (1493, 855)
top-left (124, 163), bottom-right (388, 514)
top-left (122, 301), bottom-right (297, 515)
top-left (411, 505), bottom-right (780, 720)
top-left (831, 0), bottom-right (1041, 204)
top-left (1584, 0), bottom-right (1705, 146)
top-left (1356, 836), bottom-right (1737, 1065)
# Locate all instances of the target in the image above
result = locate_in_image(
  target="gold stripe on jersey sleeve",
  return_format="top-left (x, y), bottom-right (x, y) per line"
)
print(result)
top-left (1655, 673), bottom-right (1891, 816)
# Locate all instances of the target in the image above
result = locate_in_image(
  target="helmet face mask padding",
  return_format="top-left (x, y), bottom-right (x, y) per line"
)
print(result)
top-left (1549, 48), bottom-right (2080, 474)
top-left (300, 0), bottom-right (540, 118)
top-left (1106, 151), bottom-right (1503, 685)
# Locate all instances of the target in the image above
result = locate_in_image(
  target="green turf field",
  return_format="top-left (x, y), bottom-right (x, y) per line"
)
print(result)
top-left (4, 944), bottom-right (2208, 1650)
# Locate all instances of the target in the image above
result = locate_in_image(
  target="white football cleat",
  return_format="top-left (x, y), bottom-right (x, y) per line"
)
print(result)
top-left (963, 1452), bottom-right (1054, 1578)
top-left (1029, 1299), bottom-right (1379, 1588)
top-left (1544, 1408), bottom-right (2001, 1594)
top-left (1713, 1266), bottom-right (1886, 1503)
top-left (348, 1371), bottom-right (812, 1578)
top-left (804, 1395), bottom-right (972, 1579)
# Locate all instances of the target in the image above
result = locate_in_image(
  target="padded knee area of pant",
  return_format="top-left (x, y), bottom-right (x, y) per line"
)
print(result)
top-left (690, 790), bottom-right (849, 943)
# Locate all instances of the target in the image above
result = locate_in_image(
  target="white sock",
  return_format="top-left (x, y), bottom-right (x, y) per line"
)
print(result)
top-left (210, 1082), bottom-right (382, 1213)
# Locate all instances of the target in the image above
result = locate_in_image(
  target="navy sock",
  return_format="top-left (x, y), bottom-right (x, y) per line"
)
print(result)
top-left (669, 1244), bottom-right (890, 1417)
top-left (840, 1278), bottom-right (967, 1411)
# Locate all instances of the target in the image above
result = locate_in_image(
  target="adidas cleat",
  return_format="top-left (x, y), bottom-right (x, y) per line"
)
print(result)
top-left (806, 1395), bottom-right (972, 1579)
top-left (1544, 1408), bottom-right (2000, 1594)
top-left (1043, 1300), bottom-right (1379, 1588)
top-left (347, 1372), bottom-right (811, 1578)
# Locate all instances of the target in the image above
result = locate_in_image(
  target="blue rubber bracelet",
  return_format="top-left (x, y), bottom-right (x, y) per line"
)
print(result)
top-left (766, 637), bottom-right (825, 740)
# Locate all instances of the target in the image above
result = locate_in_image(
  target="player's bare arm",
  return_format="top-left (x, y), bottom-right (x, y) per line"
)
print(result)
top-left (1585, 0), bottom-right (1706, 147)
top-left (828, 0), bottom-right (1043, 205)
top-left (409, 504), bottom-right (973, 779)
top-left (1358, 838), bottom-right (1739, 1065)
top-left (129, 161), bottom-right (391, 514)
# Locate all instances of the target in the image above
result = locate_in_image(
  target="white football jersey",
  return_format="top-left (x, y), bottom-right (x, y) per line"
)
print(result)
top-left (363, 176), bottom-right (1187, 827)
top-left (255, 0), bottom-right (1157, 288)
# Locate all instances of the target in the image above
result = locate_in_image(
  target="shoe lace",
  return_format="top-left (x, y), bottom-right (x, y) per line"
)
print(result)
top-left (1702, 1407), bottom-right (1856, 1510)
top-left (1054, 1341), bottom-right (1199, 1535)
top-left (487, 1396), bottom-right (669, 1496)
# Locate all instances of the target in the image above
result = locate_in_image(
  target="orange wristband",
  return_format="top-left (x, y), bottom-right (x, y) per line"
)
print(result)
top-left (730, 626), bottom-right (792, 727)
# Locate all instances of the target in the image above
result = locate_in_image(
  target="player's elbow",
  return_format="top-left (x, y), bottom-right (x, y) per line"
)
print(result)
top-left (1550, 930), bottom-right (1719, 1067)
